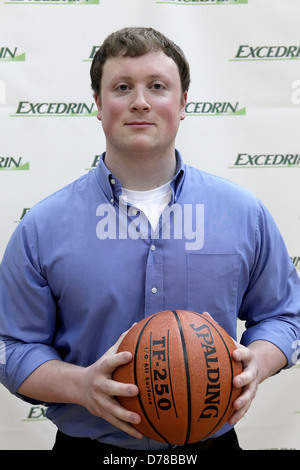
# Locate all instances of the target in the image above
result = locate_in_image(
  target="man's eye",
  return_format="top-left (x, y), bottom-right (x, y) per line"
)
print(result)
top-left (115, 84), bottom-right (130, 92)
top-left (152, 83), bottom-right (163, 90)
top-left (118, 84), bottom-right (129, 91)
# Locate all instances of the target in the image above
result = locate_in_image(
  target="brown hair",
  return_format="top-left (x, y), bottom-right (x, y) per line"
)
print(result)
top-left (90, 27), bottom-right (191, 97)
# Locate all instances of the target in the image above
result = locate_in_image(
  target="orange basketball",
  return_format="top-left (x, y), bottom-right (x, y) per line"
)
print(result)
top-left (113, 310), bottom-right (242, 445)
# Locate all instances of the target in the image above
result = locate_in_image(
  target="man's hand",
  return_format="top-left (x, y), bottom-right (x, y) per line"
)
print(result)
top-left (229, 343), bottom-right (259, 425)
top-left (80, 332), bottom-right (143, 439)
top-left (17, 328), bottom-right (144, 440)
top-left (229, 340), bottom-right (287, 426)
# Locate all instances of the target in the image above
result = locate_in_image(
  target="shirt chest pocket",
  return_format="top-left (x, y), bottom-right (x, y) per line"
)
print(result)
top-left (186, 253), bottom-right (241, 320)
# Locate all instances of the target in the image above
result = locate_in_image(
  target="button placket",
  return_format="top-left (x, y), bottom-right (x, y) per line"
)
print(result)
top-left (145, 239), bottom-right (164, 315)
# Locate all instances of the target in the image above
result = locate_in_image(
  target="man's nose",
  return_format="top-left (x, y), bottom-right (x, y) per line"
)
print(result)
top-left (129, 88), bottom-right (151, 112)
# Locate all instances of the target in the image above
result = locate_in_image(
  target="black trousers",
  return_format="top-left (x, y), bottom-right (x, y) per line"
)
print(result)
top-left (52, 428), bottom-right (242, 456)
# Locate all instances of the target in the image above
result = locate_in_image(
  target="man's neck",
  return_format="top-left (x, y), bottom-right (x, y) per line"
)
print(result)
top-left (104, 149), bottom-right (177, 190)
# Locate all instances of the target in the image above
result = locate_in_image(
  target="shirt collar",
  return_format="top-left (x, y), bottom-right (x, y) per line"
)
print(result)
top-left (95, 150), bottom-right (186, 204)
top-left (171, 149), bottom-right (185, 203)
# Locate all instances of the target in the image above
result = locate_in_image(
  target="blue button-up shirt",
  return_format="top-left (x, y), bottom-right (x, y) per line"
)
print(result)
top-left (0, 151), bottom-right (300, 450)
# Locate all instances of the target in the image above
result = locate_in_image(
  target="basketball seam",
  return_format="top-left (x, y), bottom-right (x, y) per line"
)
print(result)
top-left (172, 310), bottom-right (192, 445)
top-left (166, 328), bottom-right (179, 419)
top-left (134, 314), bottom-right (170, 444)
top-left (191, 312), bottom-right (236, 440)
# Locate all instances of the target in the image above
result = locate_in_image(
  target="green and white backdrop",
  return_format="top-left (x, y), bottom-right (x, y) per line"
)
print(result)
top-left (0, 0), bottom-right (299, 450)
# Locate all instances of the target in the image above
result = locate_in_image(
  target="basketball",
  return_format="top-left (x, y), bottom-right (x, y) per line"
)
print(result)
top-left (113, 310), bottom-right (242, 445)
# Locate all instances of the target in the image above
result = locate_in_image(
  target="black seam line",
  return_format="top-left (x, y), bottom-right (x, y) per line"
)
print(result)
top-left (189, 311), bottom-right (235, 440)
top-left (172, 310), bottom-right (192, 445)
top-left (134, 313), bottom-right (169, 444)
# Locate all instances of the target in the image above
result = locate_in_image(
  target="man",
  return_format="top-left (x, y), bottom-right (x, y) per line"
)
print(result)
top-left (0, 27), bottom-right (299, 454)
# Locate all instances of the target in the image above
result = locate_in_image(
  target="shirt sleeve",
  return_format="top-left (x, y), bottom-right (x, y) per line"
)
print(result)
top-left (238, 201), bottom-right (300, 368)
top-left (0, 213), bottom-right (62, 396)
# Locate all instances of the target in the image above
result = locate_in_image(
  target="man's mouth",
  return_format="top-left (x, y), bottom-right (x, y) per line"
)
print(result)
top-left (125, 121), bottom-right (155, 127)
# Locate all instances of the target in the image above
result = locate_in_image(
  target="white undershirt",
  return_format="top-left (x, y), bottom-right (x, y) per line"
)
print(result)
top-left (120, 181), bottom-right (172, 231)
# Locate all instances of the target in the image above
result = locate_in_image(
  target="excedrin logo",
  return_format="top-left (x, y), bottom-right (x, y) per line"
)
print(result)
top-left (0, 47), bottom-right (25, 62)
top-left (230, 153), bottom-right (300, 168)
top-left (6, 0), bottom-right (99, 4)
top-left (185, 101), bottom-right (245, 116)
top-left (11, 101), bottom-right (97, 117)
top-left (85, 155), bottom-right (101, 171)
top-left (84, 46), bottom-right (100, 62)
top-left (231, 45), bottom-right (300, 61)
top-left (291, 257), bottom-right (300, 271)
top-left (0, 157), bottom-right (30, 171)
top-left (156, 0), bottom-right (247, 5)
top-left (22, 406), bottom-right (48, 422)
top-left (14, 208), bottom-right (31, 224)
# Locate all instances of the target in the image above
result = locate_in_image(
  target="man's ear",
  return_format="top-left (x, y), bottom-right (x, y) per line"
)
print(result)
top-left (94, 93), bottom-right (102, 121)
top-left (180, 91), bottom-right (188, 121)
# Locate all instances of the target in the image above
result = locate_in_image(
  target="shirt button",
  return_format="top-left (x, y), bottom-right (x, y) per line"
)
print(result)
top-left (110, 178), bottom-right (116, 185)
top-left (132, 209), bottom-right (138, 216)
top-left (151, 244), bottom-right (156, 251)
top-left (151, 287), bottom-right (157, 294)
top-left (110, 198), bottom-right (114, 204)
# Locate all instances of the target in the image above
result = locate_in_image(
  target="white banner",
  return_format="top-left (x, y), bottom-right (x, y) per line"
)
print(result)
top-left (0, 0), bottom-right (299, 450)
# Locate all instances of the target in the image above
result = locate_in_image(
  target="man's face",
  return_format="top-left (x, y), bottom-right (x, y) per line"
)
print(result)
top-left (94, 51), bottom-right (187, 158)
